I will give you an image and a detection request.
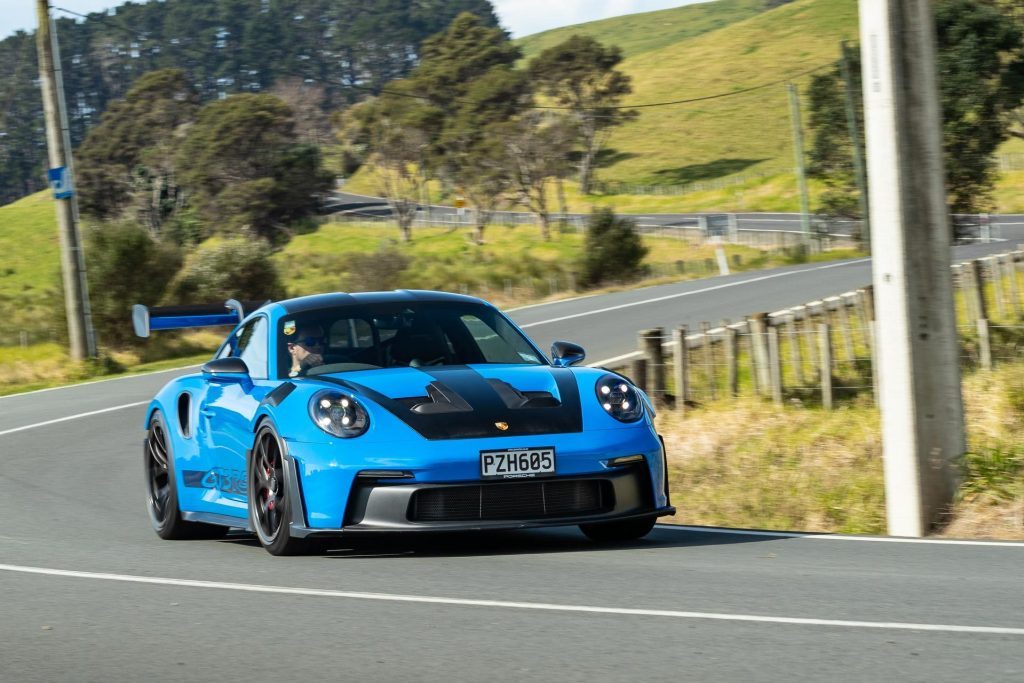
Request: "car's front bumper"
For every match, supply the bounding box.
[287,463,673,538]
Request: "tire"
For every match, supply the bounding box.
[579,515,658,543]
[145,411,227,540]
[248,423,310,556]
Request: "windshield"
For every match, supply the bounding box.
[277,301,545,377]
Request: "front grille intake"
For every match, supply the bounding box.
[409,479,614,522]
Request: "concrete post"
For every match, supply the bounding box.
[860,0,966,536]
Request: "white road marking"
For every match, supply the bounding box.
[0,364,200,401]
[658,524,1024,548]
[0,563,1021,635]
[519,259,871,329]
[0,401,148,437]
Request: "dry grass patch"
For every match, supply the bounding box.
[657,359,1024,539]
[657,398,885,534]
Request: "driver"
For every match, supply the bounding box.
[287,324,326,377]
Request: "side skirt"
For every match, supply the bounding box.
[182,510,251,531]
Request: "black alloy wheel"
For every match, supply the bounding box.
[249,424,309,556]
[145,411,226,540]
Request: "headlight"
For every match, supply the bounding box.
[595,374,644,423]
[309,390,370,438]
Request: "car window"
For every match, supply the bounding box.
[234,316,269,379]
[277,302,545,376]
[460,314,539,364]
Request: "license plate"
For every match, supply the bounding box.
[480,447,556,480]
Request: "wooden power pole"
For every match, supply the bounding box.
[36,0,96,359]
[859,0,965,536]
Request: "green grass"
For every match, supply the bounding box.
[597,0,859,186]
[0,191,62,342]
[276,219,863,308]
[516,0,765,61]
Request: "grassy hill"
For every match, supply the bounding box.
[602,0,857,185]
[517,0,1022,211]
[516,0,766,61]
[0,192,61,345]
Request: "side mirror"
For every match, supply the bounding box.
[551,340,586,368]
[202,357,251,383]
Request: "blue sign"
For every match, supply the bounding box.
[47,166,74,199]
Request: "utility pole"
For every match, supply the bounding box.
[859,0,965,536]
[36,0,96,360]
[840,40,871,252]
[787,83,812,247]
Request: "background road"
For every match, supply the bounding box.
[326,190,1024,236]
[2,229,1023,681]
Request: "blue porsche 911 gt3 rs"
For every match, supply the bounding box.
[139,291,674,555]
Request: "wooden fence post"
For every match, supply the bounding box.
[862,284,875,323]
[977,318,993,370]
[768,325,783,404]
[969,259,990,321]
[725,325,739,397]
[787,311,803,386]
[1002,254,1020,316]
[640,328,666,405]
[856,288,873,354]
[748,313,771,396]
[819,322,833,410]
[868,320,879,404]
[701,322,716,401]
[990,258,1007,320]
[630,358,648,393]
[673,325,689,415]
[837,296,855,361]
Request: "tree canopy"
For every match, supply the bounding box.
[0,0,499,205]
[808,0,1024,219]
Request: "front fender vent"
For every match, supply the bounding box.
[177,392,192,439]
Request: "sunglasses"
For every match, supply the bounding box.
[293,336,324,347]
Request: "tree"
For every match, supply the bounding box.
[529,36,636,195]
[340,91,432,242]
[579,208,648,288]
[175,93,333,241]
[935,0,1024,214]
[341,12,527,243]
[0,0,502,205]
[502,112,575,241]
[166,237,285,304]
[808,0,1024,219]
[83,220,183,347]
[807,54,864,220]
[413,17,528,243]
[76,69,199,224]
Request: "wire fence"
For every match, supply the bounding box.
[615,248,1024,414]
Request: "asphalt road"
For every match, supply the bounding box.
[3,239,1024,680]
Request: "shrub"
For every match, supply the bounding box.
[343,244,411,292]
[167,238,285,304]
[82,220,183,347]
[579,207,648,288]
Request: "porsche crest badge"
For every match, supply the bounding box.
[494,421,509,431]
